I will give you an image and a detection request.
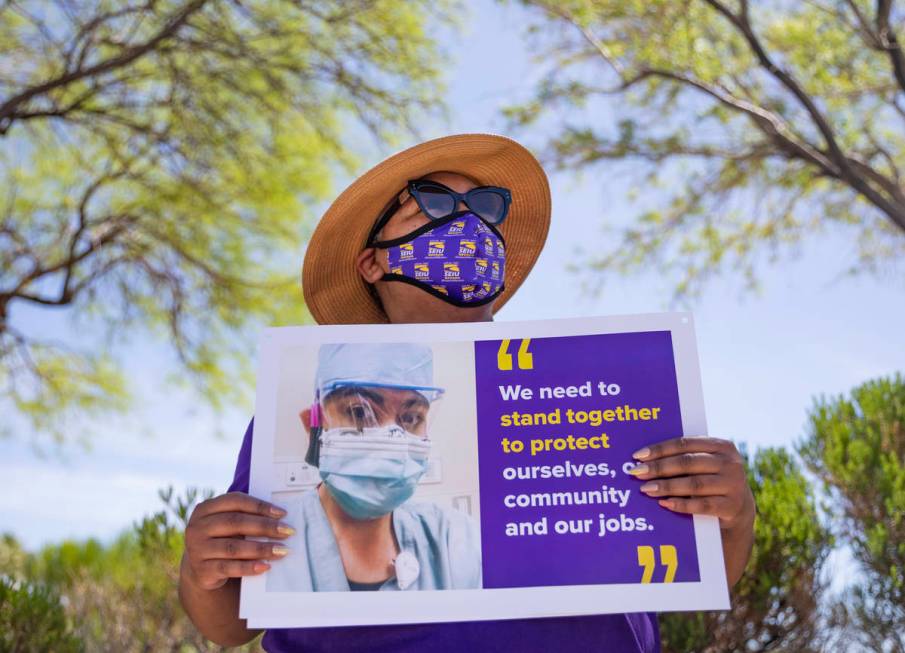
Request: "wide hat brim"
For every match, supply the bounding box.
[302,133,551,324]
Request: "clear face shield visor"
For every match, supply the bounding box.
[304,382,444,466]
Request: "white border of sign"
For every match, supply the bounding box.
[240,313,729,628]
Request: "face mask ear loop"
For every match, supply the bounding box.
[366,191,404,248]
[304,396,323,467]
[370,212,463,249]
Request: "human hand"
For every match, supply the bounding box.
[629,437,755,531]
[182,492,295,591]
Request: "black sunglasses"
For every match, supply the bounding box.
[405,179,511,225]
[368,179,512,245]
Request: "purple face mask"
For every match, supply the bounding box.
[373,212,506,306]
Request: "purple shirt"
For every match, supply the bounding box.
[229,419,661,653]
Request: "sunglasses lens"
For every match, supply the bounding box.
[468,190,507,224]
[415,185,456,219]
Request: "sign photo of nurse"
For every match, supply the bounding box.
[266,342,483,592]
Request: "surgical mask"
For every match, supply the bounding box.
[374,211,505,306]
[317,426,432,520]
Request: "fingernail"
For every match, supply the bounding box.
[659,499,675,509]
[254,562,271,573]
[632,447,651,460]
[277,524,296,536]
[272,545,290,557]
[628,464,649,476]
[640,482,658,494]
[269,505,287,518]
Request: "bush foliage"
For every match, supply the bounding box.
[0,487,259,652]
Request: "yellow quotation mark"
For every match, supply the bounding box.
[497,338,533,370]
[637,545,678,583]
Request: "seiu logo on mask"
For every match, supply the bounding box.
[458,241,476,257]
[475,283,489,299]
[447,220,466,235]
[380,212,505,306]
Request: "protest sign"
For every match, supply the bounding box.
[240,313,729,628]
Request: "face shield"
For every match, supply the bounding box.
[304,343,445,466]
[317,384,441,438]
[304,343,445,520]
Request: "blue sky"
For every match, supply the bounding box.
[2,0,903,564]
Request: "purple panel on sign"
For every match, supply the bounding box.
[474,331,701,588]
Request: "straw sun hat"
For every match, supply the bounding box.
[301,133,552,324]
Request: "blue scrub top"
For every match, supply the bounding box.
[266,488,482,592]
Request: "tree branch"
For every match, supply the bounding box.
[702,0,905,233]
[843,0,883,48]
[645,69,841,175]
[702,0,848,160]
[0,0,208,134]
[875,0,905,95]
[64,2,154,71]
[2,215,136,305]
[863,124,903,186]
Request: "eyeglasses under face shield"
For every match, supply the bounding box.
[320,384,443,437]
[305,383,444,466]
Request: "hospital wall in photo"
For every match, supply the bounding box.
[269,341,481,521]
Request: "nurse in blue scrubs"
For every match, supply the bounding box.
[267,342,482,592]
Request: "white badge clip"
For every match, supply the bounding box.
[394,550,420,590]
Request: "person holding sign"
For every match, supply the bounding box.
[179,134,755,652]
[264,342,482,592]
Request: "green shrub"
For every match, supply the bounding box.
[0,576,83,653]
[660,447,833,652]
[799,374,905,652]
[5,488,260,652]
